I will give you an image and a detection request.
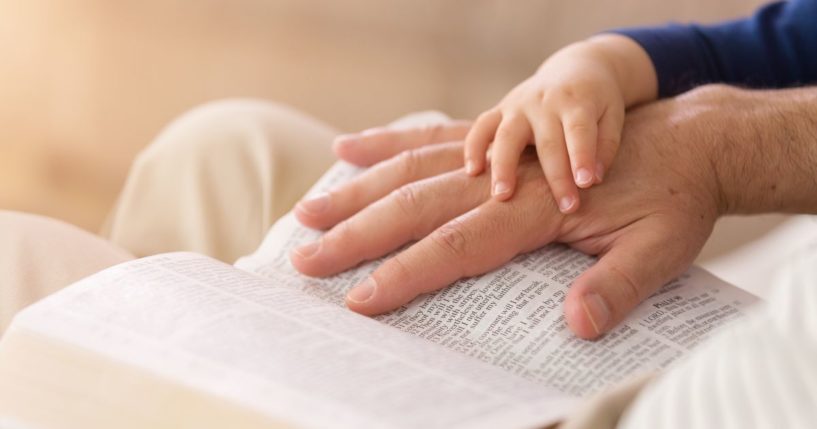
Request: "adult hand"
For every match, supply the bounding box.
[290,85,817,339]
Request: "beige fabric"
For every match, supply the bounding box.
[0,211,133,333]
[1,100,338,335]
[0,101,448,336]
[102,99,338,263]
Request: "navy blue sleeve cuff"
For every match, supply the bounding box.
[608,0,817,98]
[610,25,723,98]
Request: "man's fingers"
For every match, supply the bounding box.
[291,169,491,278]
[594,105,624,183]
[345,175,562,315]
[530,116,580,214]
[562,109,599,189]
[333,121,472,167]
[564,220,695,339]
[489,115,532,201]
[463,109,502,175]
[295,142,464,230]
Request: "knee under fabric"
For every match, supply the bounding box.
[0,211,132,334]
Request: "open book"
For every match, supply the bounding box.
[0,162,758,429]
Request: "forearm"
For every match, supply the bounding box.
[704,86,817,215]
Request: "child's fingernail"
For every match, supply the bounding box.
[465,160,477,175]
[559,195,576,212]
[595,162,605,182]
[575,168,593,187]
[493,181,511,197]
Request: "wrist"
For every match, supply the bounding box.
[586,34,658,107]
[683,85,817,215]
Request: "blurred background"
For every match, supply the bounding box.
[0,0,766,233]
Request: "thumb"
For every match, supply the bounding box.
[564,221,699,339]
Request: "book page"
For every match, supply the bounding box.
[237,161,760,396]
[10,253,575,429]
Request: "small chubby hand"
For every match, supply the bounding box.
[464,34,657,213]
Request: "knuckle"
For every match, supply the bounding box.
[597,135,621,151]
[565,120,593,134]
[383,254,425,300]
[558,85,577,100]
[421,123,444,143]
[607,265,644,307]
[392,183,423,218]
[395,148,421,179]
[537,88,558,106]
[542,85,579,103]
[430,218,470,259]
[494,122,521,144]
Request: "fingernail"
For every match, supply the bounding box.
[493,181,511,197]
[297,192,330,215]
[595,162,605,182]
[293,241,321,258]
[581,292,611,335]
[465,160,477,175]
[347,277,376,303]
[575,168,593,187]
[559,195,576,212]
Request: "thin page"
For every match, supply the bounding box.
[237,161,760,396]
[11,253,575,429]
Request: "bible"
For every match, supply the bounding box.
[0,162,758,429]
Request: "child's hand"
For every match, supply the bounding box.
[465,34,656,213]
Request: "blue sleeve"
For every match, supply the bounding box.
[612,0,817,98]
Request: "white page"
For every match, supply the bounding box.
[12,253,576,429]
[237,162,760,396]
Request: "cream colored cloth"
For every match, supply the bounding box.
[102,99,449,262]
[1,100,337,333]
[0,100,448,333]
[102,99,338,263]
[0,211,133,333]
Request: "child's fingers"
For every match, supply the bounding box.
[464,109,502,176]
[562,109,599,189]
[530,115,580,214]
[594,105,625,183]
[490,114,532,201]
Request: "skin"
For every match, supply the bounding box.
[293,84,817,340]
[464,34,658,212]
